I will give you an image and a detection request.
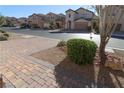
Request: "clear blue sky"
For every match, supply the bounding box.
[0,5,95,18]
[0,5,82,18]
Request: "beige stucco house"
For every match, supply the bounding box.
[27,13,46,28]
[27,13,65,29]
[5,17,20,27]
[112,6,124,32]
[46,12,58,23]
[46,12,65,29]
[119,16,124,31]
[18,17,27,24]
[65,7,94,30]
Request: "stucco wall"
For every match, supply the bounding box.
[65,11,75,29]
[113,7,124,31]
[119,15,124,31]
[76,9,93,19]
[65,8,93,30]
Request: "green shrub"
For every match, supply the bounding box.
[67,39,97,65]
[0,35,8,41]
[57,40,66,47]
[3,33,9,37]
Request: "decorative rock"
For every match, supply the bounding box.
[105,60,123,71]
[105,53,124,70]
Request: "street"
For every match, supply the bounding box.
[1,27,124,50]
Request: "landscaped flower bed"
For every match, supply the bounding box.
[31,45,124,87]
[31,39,124,87]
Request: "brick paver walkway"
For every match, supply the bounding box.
[0,37,61,88]
[1,36,123,88]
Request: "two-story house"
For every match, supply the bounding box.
[65,7,94,31]
[27,13,65,29]
[18,17,27,24]
[46,12,58,23]
[5,17,20,27]
[27,13,46,28]
[110,6,124,32]
[46,12,65,29]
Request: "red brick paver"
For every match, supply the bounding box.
[0,37,59,88]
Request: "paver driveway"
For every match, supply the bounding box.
[0,37,61,88]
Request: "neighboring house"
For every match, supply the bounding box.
[93,6,124,32]
[27,13,65,29]
[4,13,65,29]
[119,16,124,32]
[65,7,94,31]
[46,12,58,23]
[57,13,65,29]
[27,13,46,29]
[18,17,27,24]
[4,17,20,27]
[46,12,65,29]
[111,6,124,32]
[18,17,30,28]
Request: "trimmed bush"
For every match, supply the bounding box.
[57,40,66,47]
[3,33,9,37]
[0,35,8,41]
[67,39,97,65]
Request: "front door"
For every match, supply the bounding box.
[68,21,71,29]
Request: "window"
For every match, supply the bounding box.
[115,24,121,31]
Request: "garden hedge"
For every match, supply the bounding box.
[67,39,97,65]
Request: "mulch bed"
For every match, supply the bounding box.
[31,47,67,65]
[31,46,124,87]
[31,46,124,67]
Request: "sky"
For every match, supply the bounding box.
[0,5,94,18]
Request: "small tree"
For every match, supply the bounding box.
[94,5,124,65]
[49,21,56,29]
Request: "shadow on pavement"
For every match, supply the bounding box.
[54,57,95,88]
[54,57,124,88]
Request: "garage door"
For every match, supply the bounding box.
[75,22,88,30]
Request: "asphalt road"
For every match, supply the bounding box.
[1,27,124,50]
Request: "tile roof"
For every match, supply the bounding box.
[65,7,95,15]
[74,17,92,21]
